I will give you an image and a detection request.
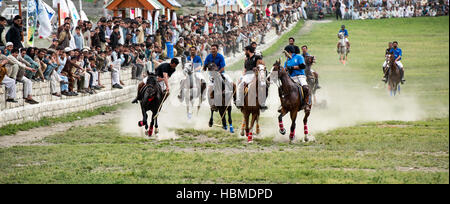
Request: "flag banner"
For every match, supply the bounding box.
[37,0,56,38]
[148,11,153,35]
[67,0,80,24]
[236,0,253,11]
[218,0,236,6]
[204,0,216,7]
[166,42,174,59]
[153,11,159,33]
[26,0,38,47]
[80,10,88,21]
[52,0,58,8]
[59,0,70,25]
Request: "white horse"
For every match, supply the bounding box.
[338,32,348,65]
[179,62,207,119]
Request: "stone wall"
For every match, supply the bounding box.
[0,68,139,127]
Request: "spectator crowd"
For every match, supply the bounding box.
[0,1,305,105]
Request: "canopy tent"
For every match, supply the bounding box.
[106,0,165,18]
[167,0,182,8]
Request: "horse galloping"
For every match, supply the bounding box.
[206,63,236,133]
[137,74,164,137]
[270,59,312,142]
[386,53,402,96]
[179,62,207,119]
[239,64,268,143]
[338,32,348,65]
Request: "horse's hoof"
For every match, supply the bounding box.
[187,113,192,120]
[223,125,228,131]
[280,128,286,135]
[229,126,234,133]
[289,132,295,141]
[155,128,159,135]
[208,121,213,128]
[248,134,253,144]
[240,130,245,136]
[304,135,310,142]
[138,121,144,127]
[148,128,153,137]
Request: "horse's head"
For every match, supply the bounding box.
[272,59,282,72]
[145,74,159,98]
[338,32,345,39]
[305,55,316,66]
[184,62,194,75]
[206,63,218,72]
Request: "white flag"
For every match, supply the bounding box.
[66,0,80,25]
[80,10,88,21]
[153,11,159,33]
[148,11,153,35]
[37,0,56,38]
[52,0,59,8]
[172,12,177,27]
[59,0,70,26]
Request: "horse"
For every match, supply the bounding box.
[269,59,312,142]
[338,32,348,65]
[239,64,268,143]
[305,55,319,105]
[179,62,207,119]
[206,63,236,133]
[137,74,164,137]
[386,53,402,96]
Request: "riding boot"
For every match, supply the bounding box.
[400,68,405,84]
[132,82,145,104]
[301,85,311,111]
[346,42,350,53]
[382,67,389,83]
[314,73,321,89]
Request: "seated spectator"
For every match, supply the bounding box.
[0,59,18,103]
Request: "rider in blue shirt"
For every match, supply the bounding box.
[284,45,311,110]
[388,41,405,83]
[337,25,350,52]
[178,47,206,100]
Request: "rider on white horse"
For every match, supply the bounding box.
[337,25,350,52]
[178,46,206,100]
[235,45,268,111]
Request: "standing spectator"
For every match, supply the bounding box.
[335,0,343,19]
[74,27,84,50]
[58,23,72,49]
[0,16,7,49]
[6,15,23,49]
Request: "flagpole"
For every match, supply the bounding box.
[58,3,61,27]
[18,0,22,17]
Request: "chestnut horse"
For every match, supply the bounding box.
[239,64,268,143]
[386,53,402,96]
[270,59,312,142]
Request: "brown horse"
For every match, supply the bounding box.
[305,55,320,105]
[239,64,267,143]
[206,63,237,133]
[270,59,312,142]
[386,53,402,96]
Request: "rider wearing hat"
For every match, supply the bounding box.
[337,25,350,52]
[284,45,311,111]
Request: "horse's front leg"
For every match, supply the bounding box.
[208,109,214,127]
[219,108,227,130]
[255,114,260,135]
[278,108,288,135]
[303,108,311,142]
[148,111,155,137]
[154,115,159,135]
[244,111,252,143]
[227,107,234,133]
[289,110,298,142]
[139,105,149,130]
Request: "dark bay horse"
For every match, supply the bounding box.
[270,59,312,142]
[206,63,236,133]
[239,64,267,143]
[137,74,164,137]
[386,53,402,96]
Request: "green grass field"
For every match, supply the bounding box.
[0,17,448,184]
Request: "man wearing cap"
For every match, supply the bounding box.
[284,45,311,111]
[337,25,350,52]
[0,59,18,103]
[6,15,23,49]
[2,42,13,56]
